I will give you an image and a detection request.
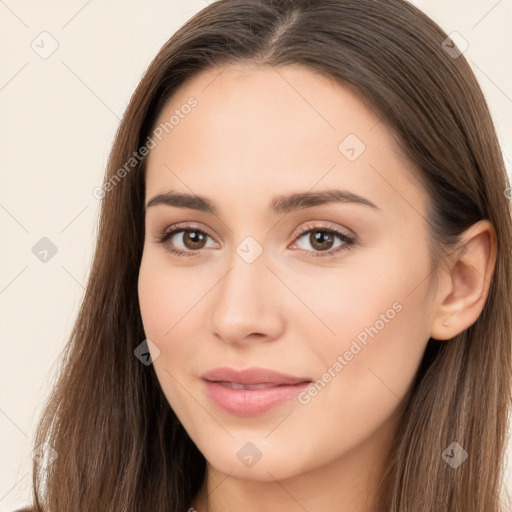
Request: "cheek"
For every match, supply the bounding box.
[297,246,432,433]
[137,254,210,374]
[137,258,200,410]
[138,251,199,338]
[277,291,428,476]
[287,244,430,358]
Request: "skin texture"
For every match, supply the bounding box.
[137,63,496,512]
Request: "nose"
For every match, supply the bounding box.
[209,250,285,346]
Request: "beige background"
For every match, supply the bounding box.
[1,1,511,510]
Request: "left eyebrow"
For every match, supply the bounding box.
[145,188,381,214]
[271,189,380,214]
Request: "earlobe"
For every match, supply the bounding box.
[429,220,497,341]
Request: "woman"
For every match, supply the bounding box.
[18,0,512,511]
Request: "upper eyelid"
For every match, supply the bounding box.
[163,222,218,240]
[295,222,353,237]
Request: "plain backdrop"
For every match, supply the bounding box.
[1,1,511,510]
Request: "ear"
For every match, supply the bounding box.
[430,219,497,341]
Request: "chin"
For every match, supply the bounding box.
[201,443,310,482]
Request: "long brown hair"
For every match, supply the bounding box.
[24,1,512,510]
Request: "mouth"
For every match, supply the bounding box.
[200,366,313,416]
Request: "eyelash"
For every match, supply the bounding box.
[153,222,356,260]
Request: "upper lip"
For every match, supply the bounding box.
[201,366,312,386]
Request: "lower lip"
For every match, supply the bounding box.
[202,380,311,416]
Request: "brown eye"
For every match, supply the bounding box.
[180,230,208,250]
[307,231,336,251]
[155,225,217,257]
[292,224,356,259]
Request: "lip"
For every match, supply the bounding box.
[201,366,311,386]
[200,366,312,416]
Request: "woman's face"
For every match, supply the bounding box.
[138,63,437,487]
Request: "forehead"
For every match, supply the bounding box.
[144,63,428,221]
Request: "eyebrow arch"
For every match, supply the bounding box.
[145,189,380,214]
